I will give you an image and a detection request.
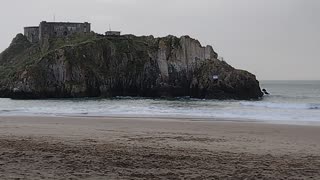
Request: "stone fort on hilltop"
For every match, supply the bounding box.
[24,21,122,43]
[24,21,91,43]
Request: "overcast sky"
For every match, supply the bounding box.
[0,0,319,80]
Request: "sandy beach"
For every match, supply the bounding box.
[0,116,319,179]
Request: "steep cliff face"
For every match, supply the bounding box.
[0,34,263,99]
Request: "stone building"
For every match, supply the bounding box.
[24,26,40,43]
[24,21,91,43]
[105,31,121,36]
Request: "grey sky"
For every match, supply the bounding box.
[0,0,319,80]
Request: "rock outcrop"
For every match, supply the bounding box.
[0,33,263,99]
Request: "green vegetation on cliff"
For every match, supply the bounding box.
[0,34,39,83]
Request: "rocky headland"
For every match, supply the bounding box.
[0,33,263,99]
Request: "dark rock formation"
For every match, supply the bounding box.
[0,33,263,99]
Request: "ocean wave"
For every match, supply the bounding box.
[309,104,320,110]
[0,110,11,113]
[240,102,320,110]
[0,109,21,114]
[264,94,320,101]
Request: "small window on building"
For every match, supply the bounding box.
[64,31,68,36]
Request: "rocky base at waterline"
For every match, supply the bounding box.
[0,33,263,99]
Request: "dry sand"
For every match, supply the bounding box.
[0,116,319,179]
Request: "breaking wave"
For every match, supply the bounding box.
[240,101,320,110]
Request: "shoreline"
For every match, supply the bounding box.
[1,113,320,126]
[0,115,320,179]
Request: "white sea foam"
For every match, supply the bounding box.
[240,101,320,110]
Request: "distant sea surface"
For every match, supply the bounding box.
[0,81,319,125]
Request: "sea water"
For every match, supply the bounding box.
[0,81,319,125]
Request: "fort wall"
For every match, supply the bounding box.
[24,21,91,43]
[24,26,40,43]
[39,21,91,41]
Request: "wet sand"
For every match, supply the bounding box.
[0,116,319,179]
